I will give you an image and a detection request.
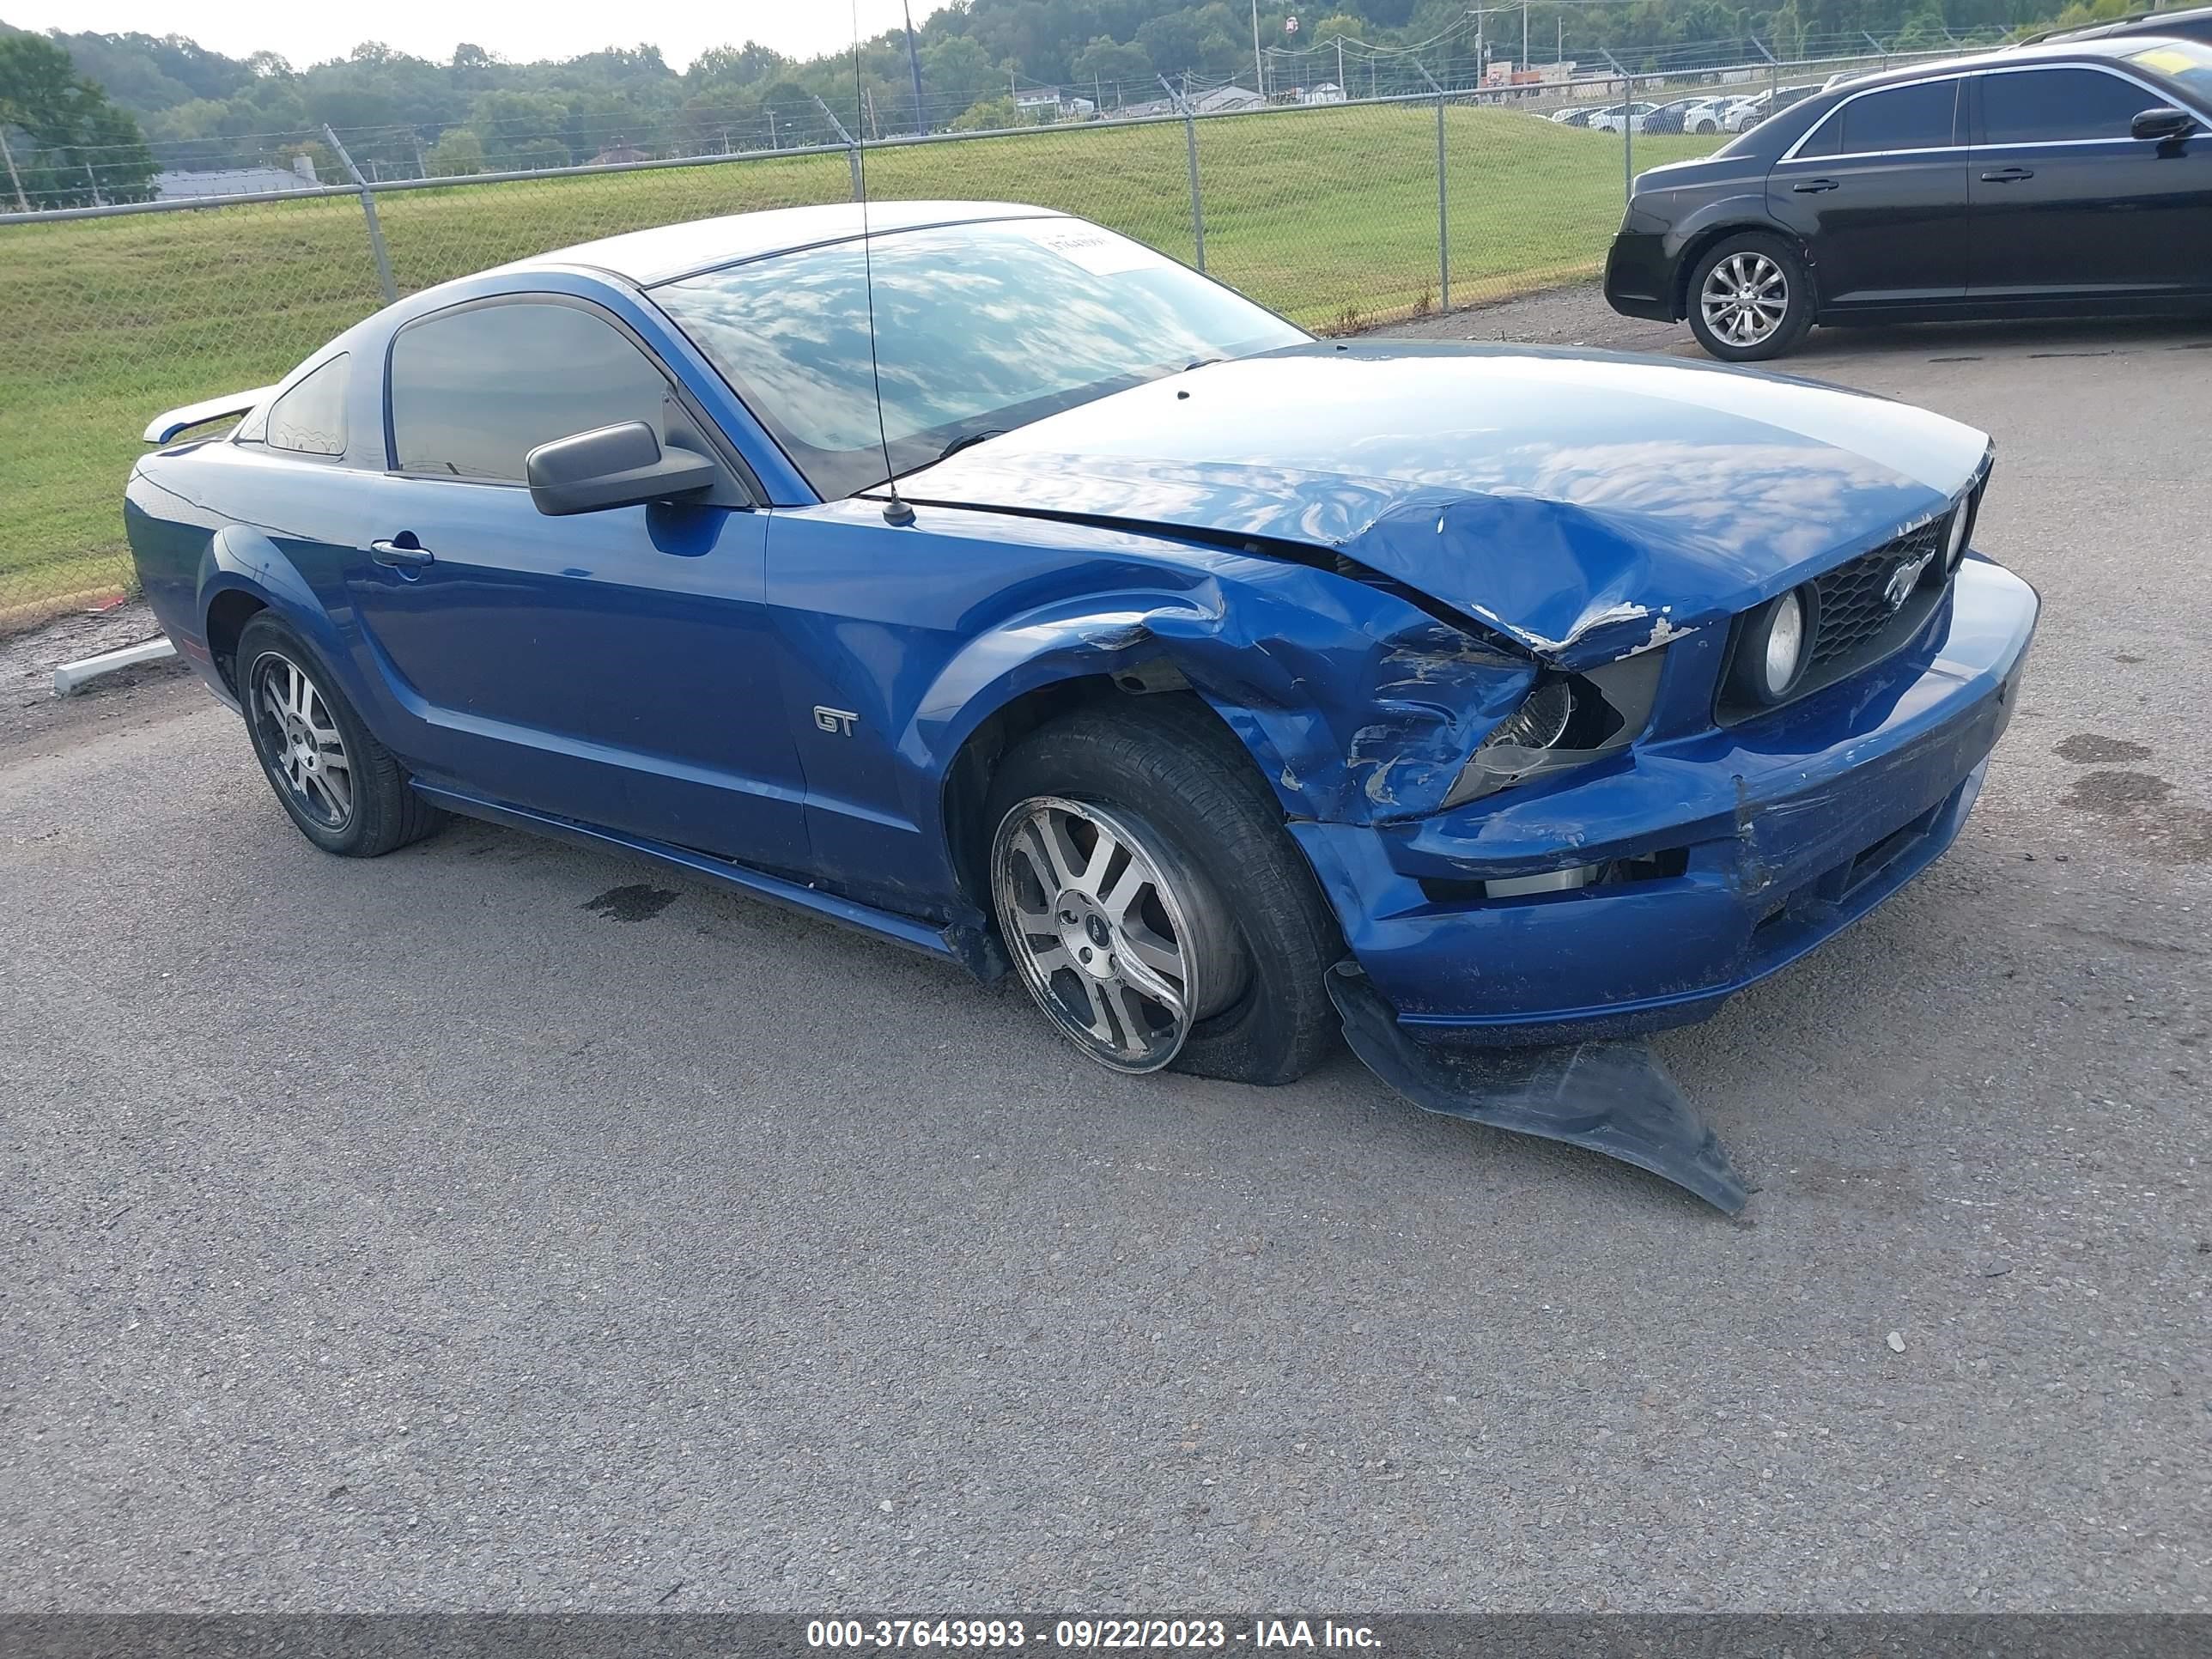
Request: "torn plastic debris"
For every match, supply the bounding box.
[1327,963,1748,1213]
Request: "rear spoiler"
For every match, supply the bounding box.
[143,386,276,446]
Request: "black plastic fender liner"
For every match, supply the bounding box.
[1327,963,1750,1214]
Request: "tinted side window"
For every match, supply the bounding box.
[1837,79,1960,151]
[389,301,676,482]
[1796,102,1844,155]
[264,355,349,457]
[1982,68,2156,143]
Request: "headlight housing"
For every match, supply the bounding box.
[1725,584,1818,708]
[1442,648,1667,809]
[1944,493,1972,570]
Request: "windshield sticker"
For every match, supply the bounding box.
[2129,46,2199,75]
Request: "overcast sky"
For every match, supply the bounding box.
[4,0,957,73]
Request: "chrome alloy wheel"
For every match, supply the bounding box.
[251,653,354,829]
[1699,251,1790,348]
[990,796,1244,1073]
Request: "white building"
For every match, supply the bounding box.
[153,162,314,200]
[1194,84,1265,113]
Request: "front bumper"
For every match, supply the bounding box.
[1293,557,2039,1046]
[1603,225,1678,322]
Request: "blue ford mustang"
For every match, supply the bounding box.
[125,200,2038,1206]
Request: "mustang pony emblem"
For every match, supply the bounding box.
[1885,550,1935,611]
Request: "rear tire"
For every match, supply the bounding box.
[236,613,442,858]
[1686,231,1814,362]
[985,698,1342,1086]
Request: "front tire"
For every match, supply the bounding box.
[985,699,1341,1086]
[1686,232,1814,362]
[236,613,443,857]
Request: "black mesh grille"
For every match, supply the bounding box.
[1808,517,1947,670]
[1714,502,1967,726]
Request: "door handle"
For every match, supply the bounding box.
[1790,177,1840,192]
[1979,166,2035,182]
[370,538,434,568]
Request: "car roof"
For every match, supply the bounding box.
[1843,33,2202,87]
[506,199,1063,287]
[2028,3,2212,42]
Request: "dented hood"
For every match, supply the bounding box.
[894,341,1990,665]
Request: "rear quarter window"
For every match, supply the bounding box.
[1798,78,1960,155]
[263,355,349,458]
[1846,79,1960,150]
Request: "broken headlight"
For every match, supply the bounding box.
[1441,648,1667,809]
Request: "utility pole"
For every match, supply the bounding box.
[0,130,28,214]
[902,0,927,136]
[1251,0,1265,97]
[1522,2,1529,78]
[1468,8,1515,88]
[1337,36,1345,95]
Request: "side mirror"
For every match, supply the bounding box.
[2131,106,2197,142]
[524,421,717,517]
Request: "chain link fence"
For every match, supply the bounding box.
[0,45,1975,630]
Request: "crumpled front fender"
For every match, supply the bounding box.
[918,556,1538,830]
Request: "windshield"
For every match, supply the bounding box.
[2127,40,2212,103]
[654,216,1309,498]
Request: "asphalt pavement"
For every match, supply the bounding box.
[4,291,2209,1611]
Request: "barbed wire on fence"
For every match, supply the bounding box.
[7,20,2024,204]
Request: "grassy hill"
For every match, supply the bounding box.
[0,104,1718,623]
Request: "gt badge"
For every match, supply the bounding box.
[813,707,859,737]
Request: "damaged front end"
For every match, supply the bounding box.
[1328,964,1748,1213]
[1154,556,1759,1212]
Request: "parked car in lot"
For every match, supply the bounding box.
[1588,100,1658,132]
[1548,105,1599,127]
[125,201,2038,1202]
[1653,96,1746,134]
[1682,97,1735,132]
[1709,95,1764,131]
[1723,85,1822,130]
[1605,36,2212,359]
[1644,96,1721,134]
